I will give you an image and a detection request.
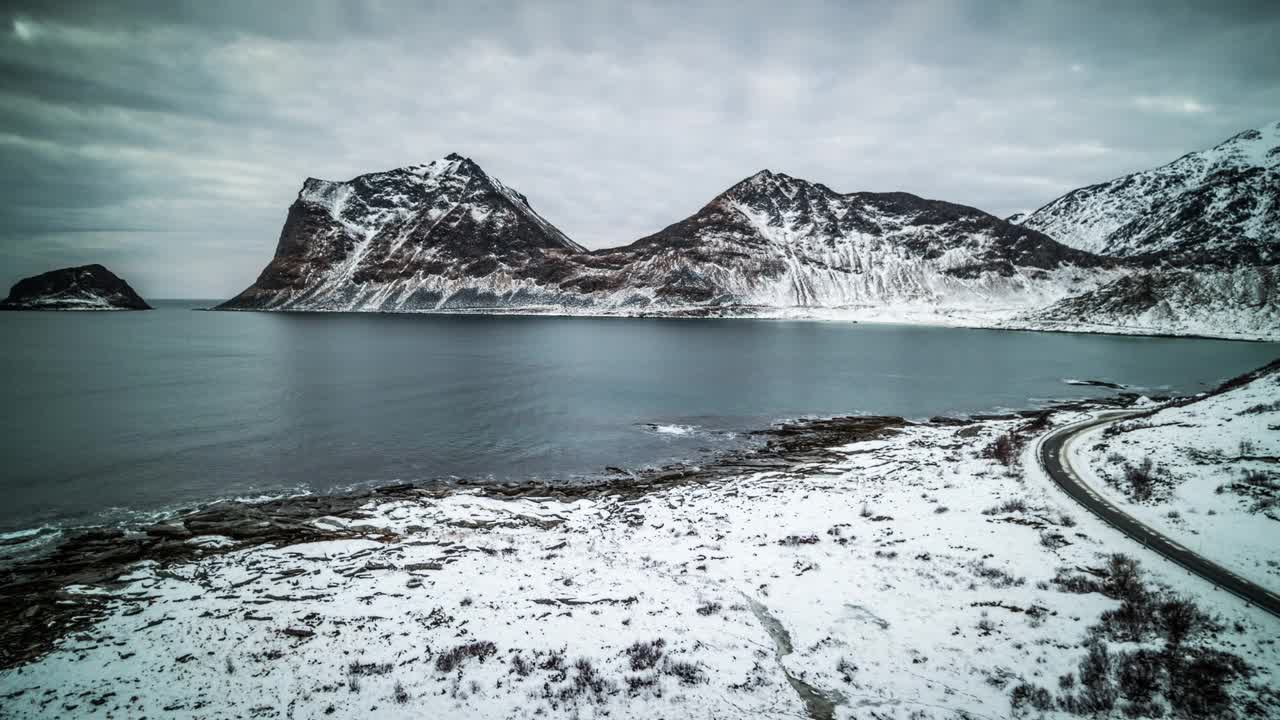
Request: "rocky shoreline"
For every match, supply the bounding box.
[6,381,1278,719]
[0,397,1144,672]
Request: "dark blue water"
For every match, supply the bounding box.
[0,301,1275,534]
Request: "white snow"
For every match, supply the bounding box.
[3,410,1277,718]
[1067,364,1280,587]
[1019,121,1280,258]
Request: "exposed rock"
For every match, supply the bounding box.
[1,265,151,311]
[216,156,1112,316]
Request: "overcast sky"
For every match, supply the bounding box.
[1,1,1277,298]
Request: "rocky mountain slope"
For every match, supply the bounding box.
[1018,265,1277,339]
[578,170,1109,309]
[220,158,1111,317]
[1014,121,1279,266]
[219,127,1279,340]
[220,154,585,311]
[1005,121,1279,339]
[0,265,151,311]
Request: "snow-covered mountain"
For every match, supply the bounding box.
[219,139,1277,339]
[1014,121,1279,266]
[1004,122,1279,339]
[575,170,1109,310]
[1,264,151,311]
[1014,265,1277,339]
[220,159,1110,317]
[220,154,585,311]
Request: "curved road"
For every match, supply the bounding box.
[1039,411,1280,619]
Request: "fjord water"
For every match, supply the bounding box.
[1,301,1275,534]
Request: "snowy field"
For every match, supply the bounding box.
[2,398,1278,719]
[1070,361,1280,588]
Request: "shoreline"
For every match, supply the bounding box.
[199,304,1280,343]
[0,398,1138,672]
[3,380,1277,718]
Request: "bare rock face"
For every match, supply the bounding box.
[218,154,586,311]
[0,265,151,311]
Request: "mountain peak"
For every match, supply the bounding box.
[1017,120,1279,262]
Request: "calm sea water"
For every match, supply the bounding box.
[1,301,1275,534]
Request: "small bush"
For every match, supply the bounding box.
[1157,597,1203,647]
[1165,647,1248,717]
[435,641,497,673]
[977,613,996,635]
[1123,458,1161,501]
[695,601,722,616]
[392,681,409,704]
[983,498,1029,515]
[348,661,393,677]
[1098,597,1151,642]
[624,639,665,671]
[1240,400,1280,415]
[510,652,533,677]
[569,658,614,700]
[983,433,1018,466]
[540,649,568,682]
[778,534,820,546]
[1115,649,1161,702]
[971,562,1026,588]
[1073,639,1117,713]
[663,659,704,685]
[1102,554,1144,602]
[625,674,658,694]
[1009,682,1053,712]
[1040,531,1069,550]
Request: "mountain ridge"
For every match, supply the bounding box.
[1014,121,1279,266]
[217,126,1278,340]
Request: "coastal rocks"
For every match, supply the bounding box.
[0,265,151,311]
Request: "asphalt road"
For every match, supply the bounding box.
[1039,412,1280,619]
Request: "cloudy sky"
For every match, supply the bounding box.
[1,1,1277,298]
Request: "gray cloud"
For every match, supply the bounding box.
[1,0,1277,298]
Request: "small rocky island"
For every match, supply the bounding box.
[0,264,151,311]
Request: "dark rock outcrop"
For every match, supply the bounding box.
[0,264,151,311]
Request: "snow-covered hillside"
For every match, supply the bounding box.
[1015,122,1280,265]
[1068,359,1280,587]
[1011,264,1278,341]
[579,170,1110,312]
[4,403,1278,718]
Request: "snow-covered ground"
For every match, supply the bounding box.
[1068,362,1280,588]
[3,407,1277,718]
